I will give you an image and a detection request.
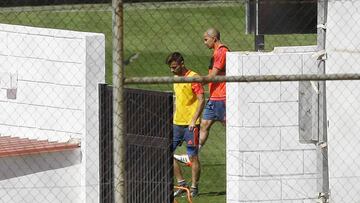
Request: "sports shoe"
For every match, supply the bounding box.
[174,185,189,197]
[174,154,192,167]
[190,186,199,197]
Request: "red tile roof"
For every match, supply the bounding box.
[0,136,80,158]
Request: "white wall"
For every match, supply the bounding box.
[0,23,105,203]
[326,1,360,202]
[227,1,360,201]
[226,48,318,203]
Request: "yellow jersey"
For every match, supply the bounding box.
[173,70,204,125]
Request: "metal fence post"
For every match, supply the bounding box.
[254,0,265,51]
[317,0,330,201]
[112,0,125,202]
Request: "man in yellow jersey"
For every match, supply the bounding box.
[200,28,228,148]
[166,52,205,198]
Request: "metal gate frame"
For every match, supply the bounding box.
[99,84,173,203]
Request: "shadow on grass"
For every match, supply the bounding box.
[202,163,225,167]
[199,191,226,197]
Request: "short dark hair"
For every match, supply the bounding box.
[165,52,184,65]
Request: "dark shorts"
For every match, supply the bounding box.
[202,100,226,121]
[172,125,199,157]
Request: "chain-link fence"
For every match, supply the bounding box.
[1,0,360,202]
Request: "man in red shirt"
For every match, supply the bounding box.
[200,28,228,148]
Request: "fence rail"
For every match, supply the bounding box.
[124,73,360,84]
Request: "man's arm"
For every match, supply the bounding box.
[189,93,205,131]
[204,46,227,83]
[203,67,221,85]
[208,67,222,78]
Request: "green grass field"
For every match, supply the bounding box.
[0,3,316,202]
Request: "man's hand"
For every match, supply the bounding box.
[188,120,196,131]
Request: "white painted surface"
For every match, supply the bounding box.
[326,1,360,202]
[226,48,317,202]
[228,3,360,201]
[0,23,105,203]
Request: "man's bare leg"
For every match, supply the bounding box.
[190,155,200,187]
[199,119,216,147]
[174,158,184,182]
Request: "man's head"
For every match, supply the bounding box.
[165,52,186,76]
[203,28,221,49]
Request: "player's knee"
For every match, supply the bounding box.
[200,121,211,131]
